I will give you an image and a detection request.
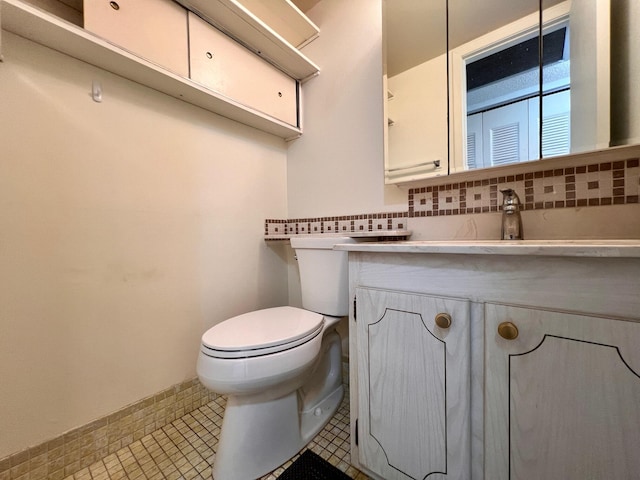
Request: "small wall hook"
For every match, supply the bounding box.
[92,80,102,103]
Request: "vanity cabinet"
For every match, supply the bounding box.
[343,244,640,480]
[354,287,471,480]
[484,302,640,480]
[83,0,189,77]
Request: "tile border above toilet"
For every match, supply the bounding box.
[265,212,409,240]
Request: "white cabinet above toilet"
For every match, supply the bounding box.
[188,12,298,126]
[83,0,189,77]
[2,0,319,138]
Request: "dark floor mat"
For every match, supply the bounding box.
[278,449,352,480]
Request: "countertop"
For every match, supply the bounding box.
[334,239,640,258]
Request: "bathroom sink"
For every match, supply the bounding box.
[333,239,640,258]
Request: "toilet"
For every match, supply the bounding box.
[197,236,359,480]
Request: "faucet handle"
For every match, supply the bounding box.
[500,188,521,206]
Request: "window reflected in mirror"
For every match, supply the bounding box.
[448,0,543,174]
[465,25,570,169]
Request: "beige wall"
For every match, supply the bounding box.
[0,32,289,458]
[287,0,406,219]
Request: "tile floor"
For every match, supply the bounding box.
[61,390,370,480]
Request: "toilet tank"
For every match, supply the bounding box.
[290,236,360,317]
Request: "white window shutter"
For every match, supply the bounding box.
[542,112,571,157]
[490,123,521,166]
[467,133,478,170]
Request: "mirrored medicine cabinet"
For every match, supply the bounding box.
[383,0,639,184]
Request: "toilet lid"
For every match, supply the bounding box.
[201,306,324,358]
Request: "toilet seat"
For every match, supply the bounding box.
[201,306,324,359]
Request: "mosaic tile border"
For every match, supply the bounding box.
[265,156,639,238]
[409,158,639,217]
[0,379,216,480]
[265,212,409,239]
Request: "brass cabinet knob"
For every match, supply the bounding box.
[498,321,519,340]
[435,312,452,329]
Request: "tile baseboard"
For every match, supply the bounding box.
[0,379,217,480]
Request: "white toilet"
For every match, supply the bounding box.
[197,236,359,480]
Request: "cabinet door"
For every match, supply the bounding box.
[485,303,640,480]
[188,13,298,126]
[83,0,189,77]
[356,288,471,480]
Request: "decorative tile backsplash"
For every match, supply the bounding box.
[265,212,409,239]
[264,154,639,239]
[410,158,639,217]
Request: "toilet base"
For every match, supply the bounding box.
[211,330,344,480]
[211,385,344,480]
[300,384,344,444]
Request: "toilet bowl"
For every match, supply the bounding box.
[197,236,360,480]
[198,306,343,480]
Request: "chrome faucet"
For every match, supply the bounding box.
[500,189,523,240]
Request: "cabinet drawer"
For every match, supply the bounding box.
[188,12,298,126]
[83,0,189,77]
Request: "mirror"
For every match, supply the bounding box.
[383,0,448,183]
[384,0,640,183]
[450,0,543,173]
[546,0,640,153]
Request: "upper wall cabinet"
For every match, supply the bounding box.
[0,0,320,139]
[188,12,298,126]
[84,0,189,78]
[175,0,320,80]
